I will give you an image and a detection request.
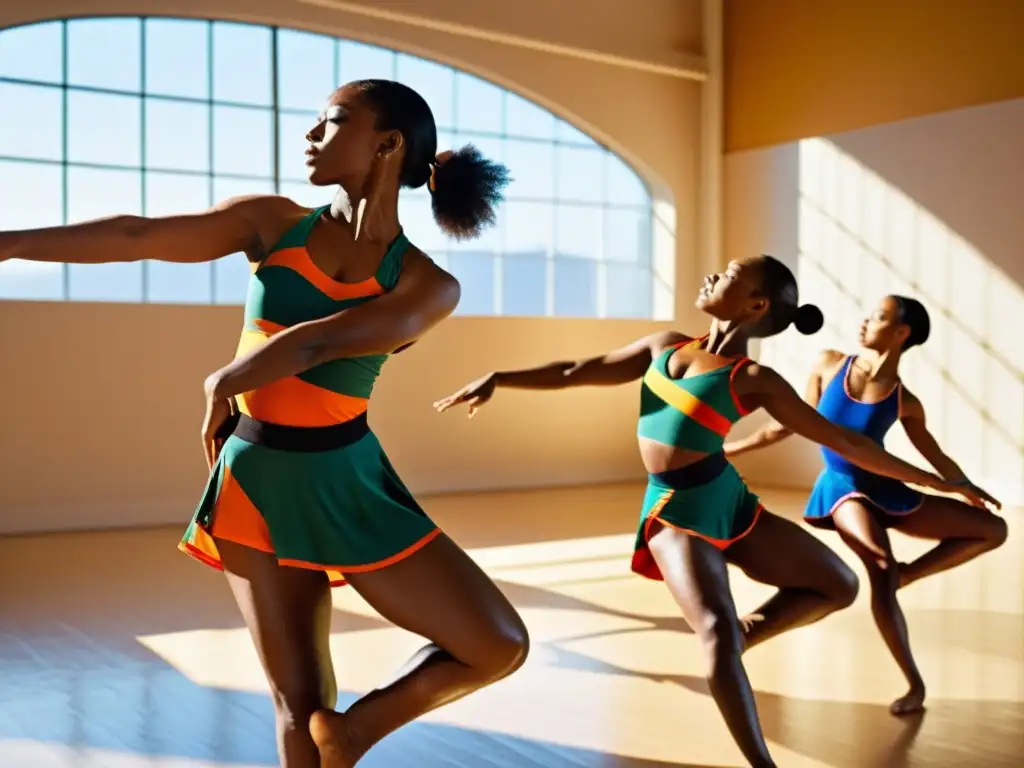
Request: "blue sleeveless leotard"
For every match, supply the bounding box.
[804,355,923,526]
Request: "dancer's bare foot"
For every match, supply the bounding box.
[890,685,926,716]
[310,709,362,767]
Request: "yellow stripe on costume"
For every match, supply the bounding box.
[642,366,732,437]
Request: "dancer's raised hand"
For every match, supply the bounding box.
[433,373,497,418]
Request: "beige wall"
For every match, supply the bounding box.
[724,0,1024,152]
[0,1,706,533]
[725,98,1024,505]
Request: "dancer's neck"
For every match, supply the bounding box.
[705,320,750,358]
[856,347,901,381]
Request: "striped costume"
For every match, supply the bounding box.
[180,205,439,586]
[632,336,763,581]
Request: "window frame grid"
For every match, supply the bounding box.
[0,16,656,318]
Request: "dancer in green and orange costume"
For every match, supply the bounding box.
[435,256,997,768]
[0,80,529,768]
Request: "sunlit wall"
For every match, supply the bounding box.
[731,99,1024,503]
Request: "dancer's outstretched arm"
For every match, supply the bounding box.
[734,361,1000,509]
[899,387,970,483]
[432,329,689,417]
[0,195,301,265]
[724,348,843,457]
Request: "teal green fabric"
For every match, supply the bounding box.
[191,431,437,569]
[637,346,747,453]
[631,464,761,581]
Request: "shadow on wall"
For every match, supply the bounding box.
[757,101,1024,501]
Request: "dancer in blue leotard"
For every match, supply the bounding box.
[726,295,1007,716]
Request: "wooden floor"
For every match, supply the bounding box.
[0,484,1021,767]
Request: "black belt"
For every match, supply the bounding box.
[650,451,729,489]
[218,411,370,452]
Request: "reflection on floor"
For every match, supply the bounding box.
[0,484,1021,767]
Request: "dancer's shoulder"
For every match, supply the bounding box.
[644,330,693,356]
[815,348,847,367]
[812,349,848,375]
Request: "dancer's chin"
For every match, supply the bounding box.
[306,167,332,187]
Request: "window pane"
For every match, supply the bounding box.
[0,82,62,161]
[605,154,649,207]
[0,161,63,229]
[277,30,335,111]
[501,253,546,316]
[338,41,394,83]
[145,173,213,303]
[278,181,329,210]
[506,93,554,140]
[67,91,141,167]
[0,161,64,299]
[398,191,445,254]
[461,136,503,165]
[67,167,143,301]
[606,264,652,318]
[145,99,210,172]
[212,23,272,106]
[504,201,552,256]
[278,112,317,181]
[503,139,554,201]
[215,253,253,305]
[436,129,456,155]
[604,209,650,264]
[67,18,141,92]
[553,258,597,317]
[213,177,274,304]
[448,252,495,315]
[0,21,63,83]
[556,204,602,260]
[213,105,273,177]
[144,19,209,99]
[396,54,453,129]
[556,145,604,203]
[556,119,598,147]
[454,73,502,134]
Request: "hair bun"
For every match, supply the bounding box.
[793,303,824,335]
[429,144,511,241]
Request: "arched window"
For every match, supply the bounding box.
[0,17,655,318]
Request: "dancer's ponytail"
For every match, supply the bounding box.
[428,146,511,241]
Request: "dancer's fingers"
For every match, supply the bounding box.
[204,435,216,471]
[972,484,1002,510]
[433,394,460,412]
[961,487,989,510]
[435,389,473,413]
